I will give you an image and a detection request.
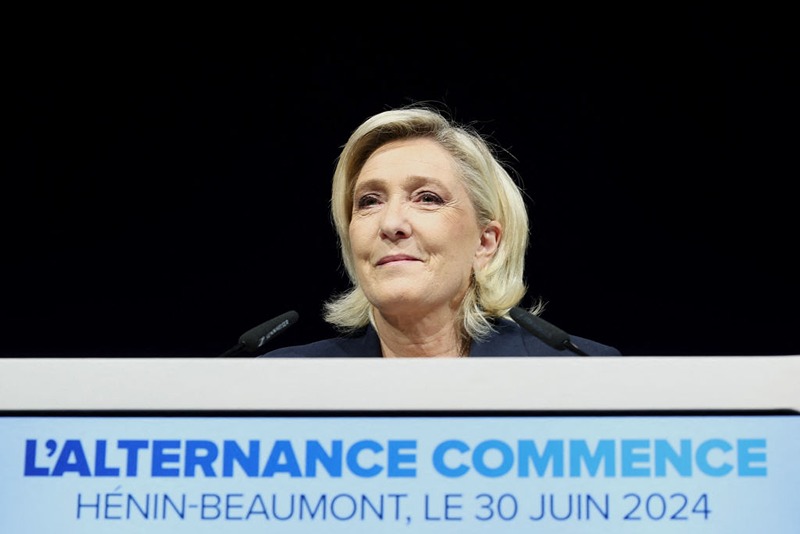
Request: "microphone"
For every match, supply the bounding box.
[509,307,588,356]
[218,310,299,357]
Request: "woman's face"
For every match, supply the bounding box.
[348,138,498,321]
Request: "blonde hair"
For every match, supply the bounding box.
[324,104,539,345]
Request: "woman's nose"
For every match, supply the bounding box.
[379,199,412,240]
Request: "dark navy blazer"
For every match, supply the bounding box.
[260,319,621,358]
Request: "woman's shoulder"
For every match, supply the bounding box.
[258,326,381,358]
[472,317,621,357]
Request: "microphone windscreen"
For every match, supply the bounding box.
[509,307,571,349]
[239,310,299,352]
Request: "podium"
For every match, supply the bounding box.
[1,356,799,532]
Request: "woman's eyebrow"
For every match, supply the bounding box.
[352,175,454,202]
[352,177,385,196]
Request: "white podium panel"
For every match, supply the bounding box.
[1,356,798,533]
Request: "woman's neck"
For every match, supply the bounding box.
[373,309,466,358]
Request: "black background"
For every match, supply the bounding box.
[3,8,797,357]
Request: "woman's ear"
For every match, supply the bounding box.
[474,220,502,270]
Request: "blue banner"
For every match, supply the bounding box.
[1,413,798,532]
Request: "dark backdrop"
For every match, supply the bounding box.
[3,9,797,357]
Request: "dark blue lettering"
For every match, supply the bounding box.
[347,440,382,477]
[185,440,218,477]
[152,440,181,477]
[306,440,342,477]
[223,440,259,477]
[262,440,302,477]
[24,440,49,476]
[52,440,91,476]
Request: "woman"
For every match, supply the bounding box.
[262,105,620,357]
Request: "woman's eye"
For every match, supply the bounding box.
[355,194,380,209]
[417,191,444,204]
